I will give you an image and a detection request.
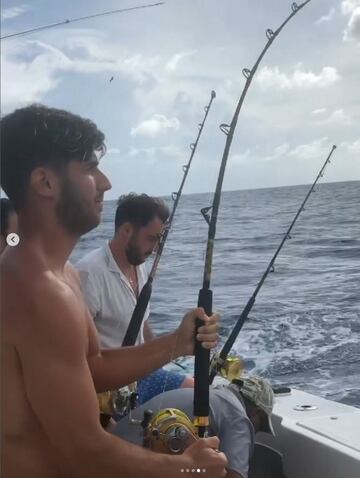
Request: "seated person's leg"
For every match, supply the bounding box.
[137,368,192,404]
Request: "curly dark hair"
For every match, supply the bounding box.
[0,198,15,239]
[115,193,169,231]
[0,104,106,210]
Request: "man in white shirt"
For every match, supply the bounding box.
[76,193,194,403]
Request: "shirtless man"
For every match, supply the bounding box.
[0,104,227,478]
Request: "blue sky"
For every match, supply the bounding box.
[1,0,359,199]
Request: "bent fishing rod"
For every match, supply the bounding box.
[122,90,216,347]
[209,144,337,384]
[0,2,164,40]
[193,0,312,439]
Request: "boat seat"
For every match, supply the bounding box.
[248,442,286,478]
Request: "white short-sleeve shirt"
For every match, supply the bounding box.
[76,242,149,348]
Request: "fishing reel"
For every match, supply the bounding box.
[210,353,245,381]
[142,408,198,454]
[97,382,138,417]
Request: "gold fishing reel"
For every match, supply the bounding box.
[142,408,198,454]
[210,353,245,381]
[97,382,138,417]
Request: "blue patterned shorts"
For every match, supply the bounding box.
[137,368,186,404]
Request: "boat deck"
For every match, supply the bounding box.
[256,389,360,478]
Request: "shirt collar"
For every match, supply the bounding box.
[104,241,140,292]
[104,241,125,275]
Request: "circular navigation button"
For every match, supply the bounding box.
[6,233,20,247]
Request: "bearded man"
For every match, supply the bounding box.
[76,193,194,404]
[0,104,226,478]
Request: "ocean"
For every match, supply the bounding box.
[71,180,360,408]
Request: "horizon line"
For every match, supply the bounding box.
[103,178,360,201]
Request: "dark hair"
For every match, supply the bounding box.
[0,198,15,238]
[0,104,106,210]
[115,193,169,231]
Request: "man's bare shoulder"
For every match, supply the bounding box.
[2,251,86,347]
[65,260,81,286]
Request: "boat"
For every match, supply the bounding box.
[249,388,360,478]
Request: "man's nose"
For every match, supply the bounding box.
[97,169,112,192]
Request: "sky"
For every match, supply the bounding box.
[1,0,359,200]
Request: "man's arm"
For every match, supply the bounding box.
[15,281,225,478]
[143,319,155,342]
[88,308,219,392]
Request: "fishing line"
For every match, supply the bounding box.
[1,3,165,40]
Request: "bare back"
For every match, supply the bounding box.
[1,245,100,478]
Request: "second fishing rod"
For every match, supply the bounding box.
[122,90,216,347]
[193,0,312,439]
[209,144,337,384]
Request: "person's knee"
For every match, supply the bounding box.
[181,375,194,388]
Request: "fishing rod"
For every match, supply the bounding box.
[122,90,217,347]
[0,2,164,40]
[209,144,337,384]
[193,0,312,439]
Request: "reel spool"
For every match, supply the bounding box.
[210,354,245,382]
[142,408,198,454]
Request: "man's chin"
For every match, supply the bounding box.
[90,212,102,230]
[128,256,146,266]
[134,259,146,266]
[68,213,101,237]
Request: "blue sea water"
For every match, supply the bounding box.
[71,180,360,408]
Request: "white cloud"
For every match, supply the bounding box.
[1,5,27,20]
[312,108,327,115]
[341,0,360,16]
[228,139,335,165]
[229,149,251,165]
[274,143,290,156]
[256,65,340,90]
[288,138,330,160]
[263,143,290,162]
[341,0,360,43]
[315,8,336,24]
[0,36,161,111]
[166,50,197,71]
[317,108,353,125]
[1,41,63,111]
[129,145,183,164]
[131,114,180,137]
[340,138,360,153]
[61,36,161,81]
[106,148,121,155]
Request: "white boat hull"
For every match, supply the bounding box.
[255,389,360,478]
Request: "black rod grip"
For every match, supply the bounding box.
[193,288,212,422]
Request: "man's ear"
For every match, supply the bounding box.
[29,167,62,199]
[122,222,134,240]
